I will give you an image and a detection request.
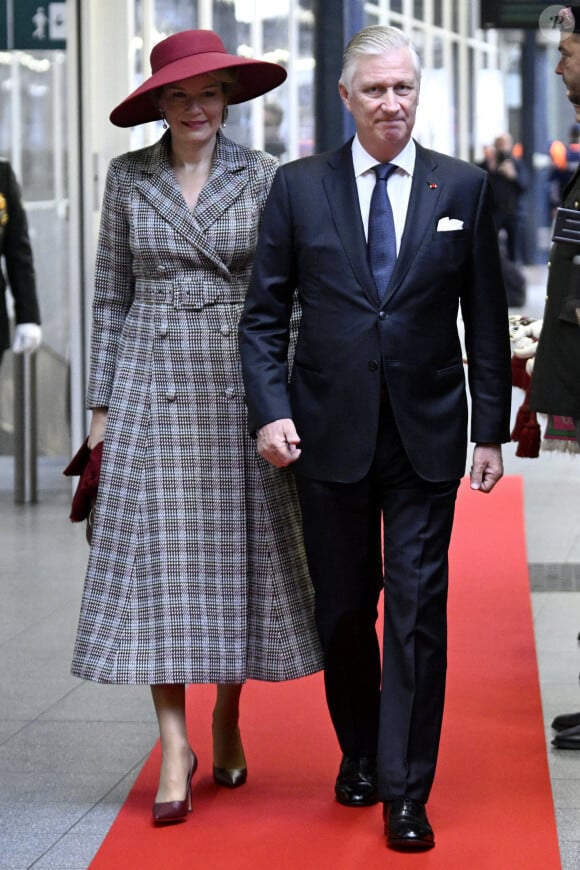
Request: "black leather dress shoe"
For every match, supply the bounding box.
[383,799,435,850]
[334,755,378,807]
[551,711,580,733]
[552,723,580,748]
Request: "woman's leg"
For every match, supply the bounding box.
[151,684,194,802]
[212,683,246,776]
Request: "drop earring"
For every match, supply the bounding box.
[221,107,228,129]
[160,110,168,130]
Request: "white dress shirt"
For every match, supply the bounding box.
[351,135,416,253]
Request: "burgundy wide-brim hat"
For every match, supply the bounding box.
[110,29,287,128]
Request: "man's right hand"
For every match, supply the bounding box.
[257,418,301,467]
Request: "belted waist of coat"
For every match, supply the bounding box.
[134,277,247,310]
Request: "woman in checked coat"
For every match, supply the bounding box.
[70,30,322,824]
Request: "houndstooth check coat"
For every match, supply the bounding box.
[71,132,322,685]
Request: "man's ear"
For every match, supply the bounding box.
[338,83,351,111]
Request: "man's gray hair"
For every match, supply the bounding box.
[339,25,422,92]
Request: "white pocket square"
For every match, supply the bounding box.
[437,217,464,231]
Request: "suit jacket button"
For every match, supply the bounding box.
[378,311,387,320]
[368,360,379,371]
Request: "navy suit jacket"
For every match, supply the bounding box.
[239,139,512,484]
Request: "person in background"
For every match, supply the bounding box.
[477,134,528,306]
[0,159,41,365]
[548,124,580,217]
[240,24,511,852]
[264,101,285,159]
[69,29,322,825]
[477,132,528,264]
[530,4,580,749]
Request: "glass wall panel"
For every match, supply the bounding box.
[219,1,291,153]
[451,0,460,32]
[413,0,424,20]
[131,0,314,162]
[296,1,315,158]
[433,0,443,28]
[153,0,199,32]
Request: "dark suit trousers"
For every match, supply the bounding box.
[296,395,459,802]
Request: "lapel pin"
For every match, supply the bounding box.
[428,182,438,190]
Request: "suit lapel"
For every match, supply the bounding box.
[382,142,442,307]
[322,141,443,307]
[322,143,377,303]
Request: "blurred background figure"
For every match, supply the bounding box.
[0,158,41,366]
[264,100,285,160]
[478,132,529,265]
[477,133,528,307]
[548,125,580,218]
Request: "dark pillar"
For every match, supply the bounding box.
[313,0,364,152]
[521,31,549,264]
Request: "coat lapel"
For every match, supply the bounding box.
[194,134,250,232]
[134,133,249,277]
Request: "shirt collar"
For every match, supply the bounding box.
[351,135,416,179]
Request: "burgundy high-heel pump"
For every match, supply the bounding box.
[212,722,247,788]
[212,764,247,788]
[152,751,198,824]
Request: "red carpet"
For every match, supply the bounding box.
[90,476,560,869]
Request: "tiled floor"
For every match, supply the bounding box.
[1,264,579,869]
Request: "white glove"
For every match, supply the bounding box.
[512,335,537,359]
[12,323,42,354]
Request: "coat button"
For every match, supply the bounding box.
[224,387,235,399]
[220,325,231,336]
[157,264,166,274]
[368,360,379,371]
[166,389,176,401]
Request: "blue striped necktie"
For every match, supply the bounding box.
[368,163,397,301]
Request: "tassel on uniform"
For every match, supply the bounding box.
[510,356,533,442]
[511,355,529,390]
[515,409,541,458]
[511,397,529,442]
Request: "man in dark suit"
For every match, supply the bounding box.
[0,159,41,364]
[239,25,511,850]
